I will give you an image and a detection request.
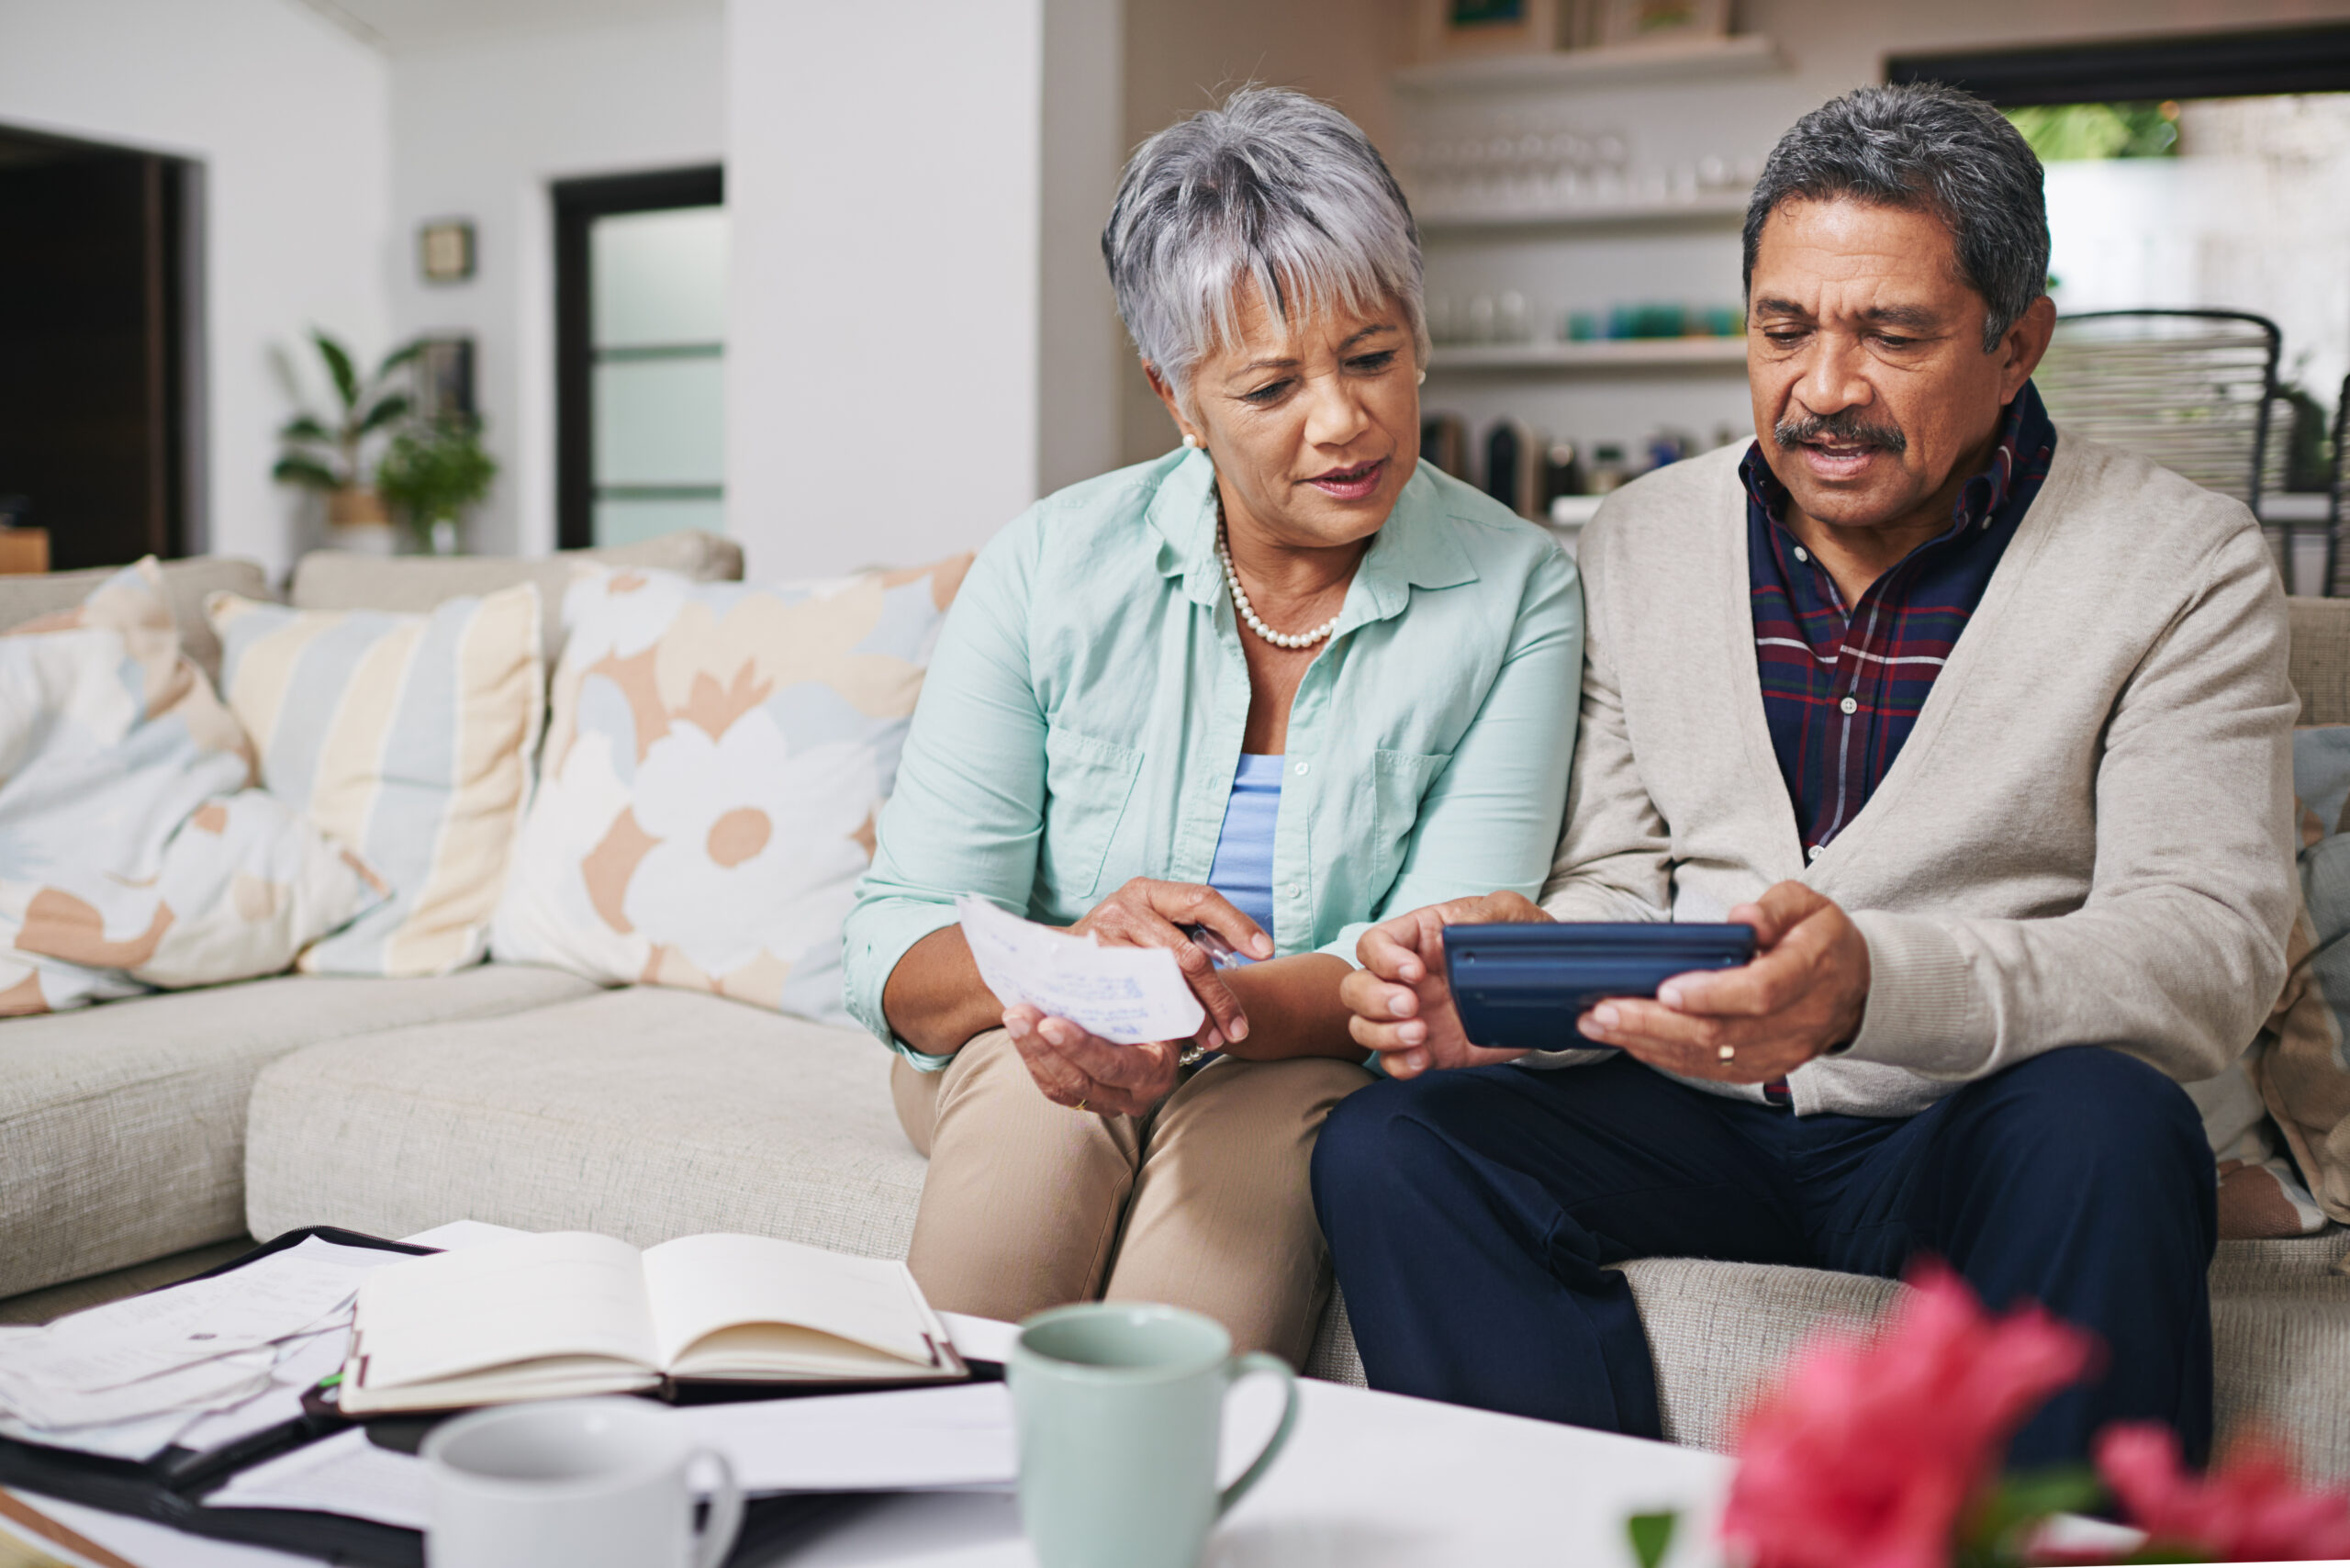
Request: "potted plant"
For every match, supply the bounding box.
[375,415,498,554]
[273,330,420,554]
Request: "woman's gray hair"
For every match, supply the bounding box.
[1742,83,2049,353]
[1102,84,1426,418]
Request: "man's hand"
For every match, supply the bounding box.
[1074,879,1271,1047]
[1341,891,1550,1079]
[1002,1003,1190,1118]
[1573,881,1869,1084]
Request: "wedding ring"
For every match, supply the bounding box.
[1718,1045,1736,1063]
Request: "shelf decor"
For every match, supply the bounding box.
[1415,0,1562,61]
[1595,0,1729,48]
[1393,30,1778,91]
[1427,337,1748,374]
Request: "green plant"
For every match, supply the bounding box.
[2005,102,2180,162]
[273,330,421,493]
[2276,379,2337,495]
[375,416,498,546]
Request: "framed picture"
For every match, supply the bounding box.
[1416,0,1562,60]
[412,336,476,422]
[418,219,476,284]
[1594,0,1730,48]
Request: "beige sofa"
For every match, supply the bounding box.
[5,544,2345,1479]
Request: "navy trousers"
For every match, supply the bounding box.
[1310,1048,2216,1468]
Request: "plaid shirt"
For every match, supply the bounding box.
[1743,383,2057,861]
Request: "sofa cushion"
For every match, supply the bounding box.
[0,962,597,1298]
[244,984,923,1260]
[2289,598,2350,727]
[1306,1232,2350,1482]
[1,562,379,1015]
[0,556,270,690]
[288,532,745,669]
[488,557,969,1023]
[210,586,543,976]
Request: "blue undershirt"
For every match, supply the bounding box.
[1206,753,1283,954]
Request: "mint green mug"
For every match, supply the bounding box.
[1008,1304,1298,1568]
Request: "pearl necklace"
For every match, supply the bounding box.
[1217,526,1340,650]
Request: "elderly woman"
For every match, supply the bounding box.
[843,86,1582,1364]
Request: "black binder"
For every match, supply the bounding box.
[0,1227,861,1566]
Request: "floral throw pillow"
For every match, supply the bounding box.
[490,557,969,1022]
[0,562,382,1014]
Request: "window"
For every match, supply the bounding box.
[554,166,725,549]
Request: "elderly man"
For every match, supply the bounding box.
[1312,82,2295,1467]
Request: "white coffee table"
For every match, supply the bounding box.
[781,1374,1731,1568]
[23,1363,1730,1568]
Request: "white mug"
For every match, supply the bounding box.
[421,1397,743,1568]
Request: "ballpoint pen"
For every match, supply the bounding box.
[1180,924,1242,969]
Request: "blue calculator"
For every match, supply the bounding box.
[1442,923,1757,1053]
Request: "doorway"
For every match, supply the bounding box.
[0,124,200,569]
[553,165,727,551]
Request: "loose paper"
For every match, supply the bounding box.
[0,1240,403,1452]
[205,1428,430,1530]
[955,895,1205,1045]
[667,1383,1015,1493]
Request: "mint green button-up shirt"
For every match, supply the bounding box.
[844,446,1583,1067]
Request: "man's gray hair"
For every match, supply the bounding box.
[1743,83,2049,353]
[1103,84,1426,417]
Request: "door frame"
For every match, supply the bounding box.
[552,164,724,551]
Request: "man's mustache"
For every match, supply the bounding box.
[1773,409,1908,454]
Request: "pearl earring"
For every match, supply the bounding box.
[1416,369,1427,386]
[1182,433,1200,449]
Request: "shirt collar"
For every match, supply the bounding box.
[1738,379,2054,541]
[1146,446,1478,627]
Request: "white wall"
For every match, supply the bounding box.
[728,0,1126,576]
[388,7,727,558]
[1037,0,1127,498]
[0,0,392,577]
[1118,0,1408,465]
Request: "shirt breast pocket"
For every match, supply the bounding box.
[1369,748,1453,895]
[1040,724,1146,905]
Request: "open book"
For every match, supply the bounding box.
[340,1231,965,1415]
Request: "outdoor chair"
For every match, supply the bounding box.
[2037,308,2282,511]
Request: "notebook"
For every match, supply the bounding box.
[340,1231,966,1416]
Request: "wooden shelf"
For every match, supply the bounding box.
[1417,190,1750,235]
[1393,34,1784,95]
[1427,338,1748,373]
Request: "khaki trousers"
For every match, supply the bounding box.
[891,1027,1371,1366]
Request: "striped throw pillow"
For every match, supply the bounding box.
[207,585,543,976]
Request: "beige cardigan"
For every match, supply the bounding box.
[1536,434,2298,1118]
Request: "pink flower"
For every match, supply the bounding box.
[2096,1423,2350,1562]
[1720,1262,2098,1568]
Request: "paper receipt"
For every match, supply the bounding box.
[955,896,1206,1045]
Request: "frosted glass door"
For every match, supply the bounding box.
[589,205,726,545]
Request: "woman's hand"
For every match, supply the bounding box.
[1071,879,1272,1047]
[1002,1004,1190,1117]
[1341,891,1550,1078]
[1002,879,1270,1116]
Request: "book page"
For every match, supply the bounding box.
[351,1231,657,1391]
[642,1234,940,1373]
